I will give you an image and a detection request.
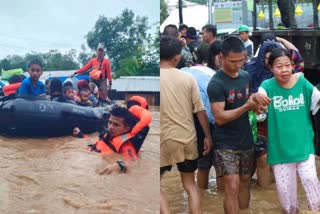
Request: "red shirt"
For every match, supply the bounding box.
[76,58,112,82]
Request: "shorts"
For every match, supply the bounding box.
[255,135,267,157]
[213,148,256,177]
[160,159,198,175]
[197,148,215,170]
[194,116,214,169]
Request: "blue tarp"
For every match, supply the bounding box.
[47,75,89,83]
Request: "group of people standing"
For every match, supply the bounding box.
[160,23,320,214]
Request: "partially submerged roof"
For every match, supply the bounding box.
[113,76,160,92]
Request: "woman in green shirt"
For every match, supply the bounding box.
[253,48,320,213]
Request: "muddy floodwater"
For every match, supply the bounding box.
[0,107,159,214]
[161,158,320,214]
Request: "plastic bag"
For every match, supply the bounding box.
[1,68,23,80]
[248,111,257,144]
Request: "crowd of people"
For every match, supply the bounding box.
[160,23,320,214]
[1,43,153,177]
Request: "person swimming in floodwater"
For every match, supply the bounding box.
[73,96,152,175]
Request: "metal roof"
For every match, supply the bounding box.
[40,70,77,81]
[40,71,160,92]
[113,76,160,92]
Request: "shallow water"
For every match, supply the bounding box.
[161,157,320,214]
[0,107,159,214]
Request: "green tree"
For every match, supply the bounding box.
[78,44,94,66]
[139,28,160,76]
[5,55,25,70]
[0,59,11,72]
[116,57,140,77]
[43,49,79,71]
[85,9,159,77]
[0,50,80,72]
[161,0,169,24]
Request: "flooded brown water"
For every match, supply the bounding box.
[161,157,320,214]
[0,107,159,214]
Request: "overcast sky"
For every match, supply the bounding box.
[0,0,159,59]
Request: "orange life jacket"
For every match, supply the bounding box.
[129,96,148,109]
[129,105,152,136]
[88,103,152,155]
[92,132,132,155]
[3,83,21,96]
[89,125,149,155]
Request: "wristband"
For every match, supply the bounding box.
[109,81,112,85]
[116,161,126,173]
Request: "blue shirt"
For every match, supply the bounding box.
[181,66,216,125]
[18,77,46,96]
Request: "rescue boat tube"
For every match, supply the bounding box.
[0,97,109,137]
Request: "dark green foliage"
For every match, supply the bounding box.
[0,49,80,72]
[84,9,159,77]
[161,0,169,24]
[0,9,159,76]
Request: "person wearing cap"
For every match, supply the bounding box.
[70,43,112,103]
[238,25,254,61]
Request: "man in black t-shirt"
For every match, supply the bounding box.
[207,36,259,213]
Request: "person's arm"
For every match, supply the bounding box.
[70,59,93,77]
[39,82,46,96]
[129,106,153,136]
[276,37,299,52]
[17,79,30,95]
[105,60,113,88]
[196,110,212,156]
[211,95,258,126]
[98,142,137,175]
[252,87,272,107]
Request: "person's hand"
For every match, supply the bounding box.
[105,96,112,104]
[98,163,120,175]
[70,73,76,78]
[73,127,80,136]
[203,136,212,156]
[252,93,272,106]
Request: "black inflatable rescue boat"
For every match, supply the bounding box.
[0,97,109,137]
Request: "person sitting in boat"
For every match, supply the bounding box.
[70,43,112,103]
[53,85,76,104]
[76,79,99,106]
[88,82,99,101]
[18,59,46,97]
[76,88,93,107]
[49,77,63,100]
[3,74,24,96]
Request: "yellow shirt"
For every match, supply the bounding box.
[160,68,205,167]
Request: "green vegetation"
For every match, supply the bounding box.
[0,9,159,77]
[161,0,169,25]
